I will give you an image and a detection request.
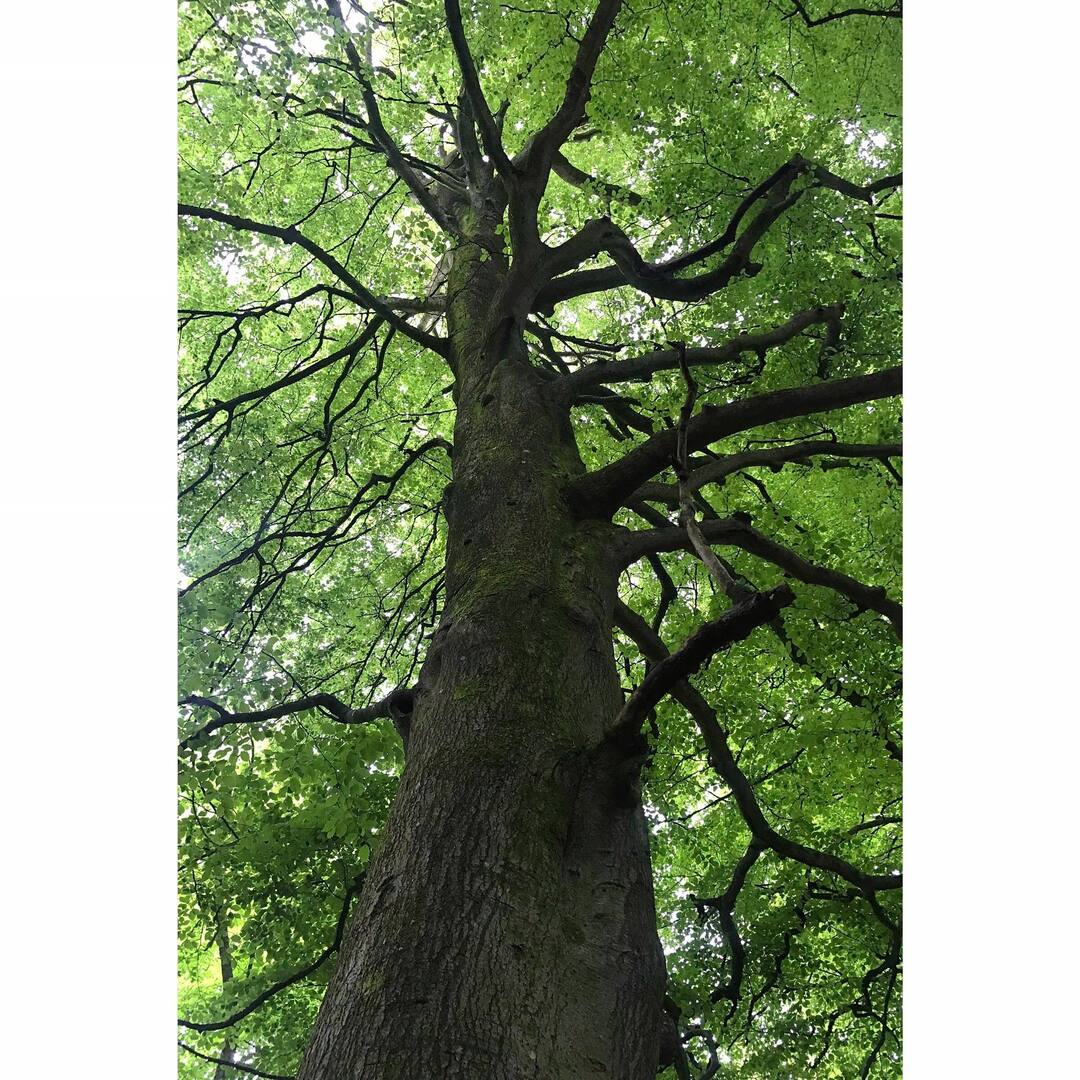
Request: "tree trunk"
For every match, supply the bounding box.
[213,910,235,1080]
[298,248,668,1079]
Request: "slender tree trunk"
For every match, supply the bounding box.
[298,248,668,1078]
[213,909,235,1080]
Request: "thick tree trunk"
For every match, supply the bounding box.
[298,251,668,1079]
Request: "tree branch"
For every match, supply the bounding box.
[787,1,902,28]
[630,440,901,506]
[692,841,765,1012]
[674,347,743,598]
[178,203,448,354]
[326,1,458,232]
[610,585,794,741]
[179,437,451,600]
[178,875,364,1033]
[179,688,414,750]
[557,305,842,395]
[645,551,678,632]
[613,601,901,892]
[618,516,902,638]
[567,366,901,518]
[769,614,903,761]
[178,1042,294,1080]
[488,0,626,297]
[179,319,383,429]
[524,0,624,175]
[443,0,515,175]
[551,150,642,205]
[534,157,901,309]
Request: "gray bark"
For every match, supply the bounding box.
[297,236,668,1079]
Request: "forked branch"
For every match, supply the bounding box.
[610,584,794,742]
[613,601,901,893]
[568,366,902,518]
[523,0,624,177]
[693,841,765,1012]
[327,0,458,232]
[178,874,365,1033]
[535,157,901,309]
[618,516,902,638]
[443,0,515,176]
[178,204,447,354]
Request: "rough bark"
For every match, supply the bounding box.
[178,3,904,1074]
[297,233,667,1079]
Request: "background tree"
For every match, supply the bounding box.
[177,1,901,1077]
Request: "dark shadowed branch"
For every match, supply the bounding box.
[178,1042,295,1080]
[521,0,625,178]
[444,0,515,176]
[552,150,642,205]
[786,1,902,28]
[613,601,901,893]
[556,306,842,395]
[618,516,902,637]
[180,688,414,750]
[326,0,458,233]
[178,203,447,354]
[535,157,901,308]
[769,615,903,761]
[568,366,901,518]
[609,585,794,743]
[673,348,744,598]
[692,841,765,1013]
[179,319,384,432]
[179,874,365,1033]
[630,440,901,506]
[179,437,451,601]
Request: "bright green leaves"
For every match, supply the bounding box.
[179,0,899,1074]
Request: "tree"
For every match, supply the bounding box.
[177,1,902,1077]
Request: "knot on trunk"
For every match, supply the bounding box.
[388,688,416,751]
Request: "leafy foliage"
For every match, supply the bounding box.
[178,1,901,1076]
